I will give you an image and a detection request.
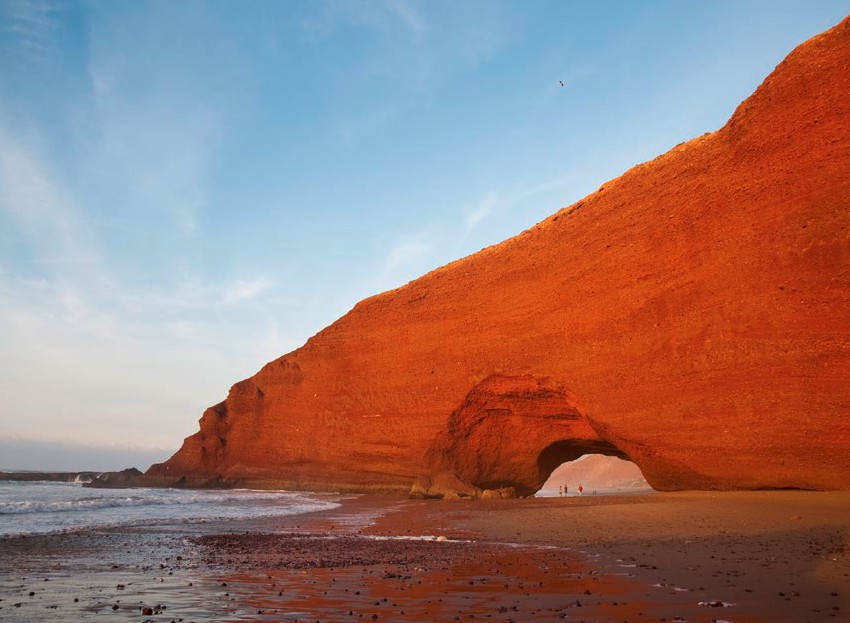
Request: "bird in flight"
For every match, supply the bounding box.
[559,80,564,87]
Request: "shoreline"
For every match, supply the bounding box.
[1,491,847,622]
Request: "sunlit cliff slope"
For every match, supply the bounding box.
[149,16,850,494]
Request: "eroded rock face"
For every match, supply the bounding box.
[148,17,850,493]
[425,375,622,496]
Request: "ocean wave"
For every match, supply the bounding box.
[0,482,341,537]
[0,489,311,515]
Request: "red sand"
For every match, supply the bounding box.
[1,491,847,622]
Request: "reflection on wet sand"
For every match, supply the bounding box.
[194,536,708,623]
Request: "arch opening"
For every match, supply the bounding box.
[536,440,655,497]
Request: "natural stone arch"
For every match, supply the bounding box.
[419,374,643,497]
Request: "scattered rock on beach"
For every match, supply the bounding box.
[480,487,517,500]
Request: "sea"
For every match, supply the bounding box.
[0,480,341,538]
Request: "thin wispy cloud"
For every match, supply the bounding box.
[336,106,397,145]
[299,0,508,95]
[81,97,219,237]
[0,131,68,231]
[384,0,427,35]
[0,109,279,450]
[0,266,294,448]
[366,231,434,295]
[302,0,427,37]
[223,276,274,305]
[1,0,58,59]
[464,191,499,236]
[383,235,430,274]
[454,171,594,258]
[81,5,223,239]
[0,124,99,275]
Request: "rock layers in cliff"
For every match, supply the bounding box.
[148,17,850,494]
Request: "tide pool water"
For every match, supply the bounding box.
[0,480,339,537]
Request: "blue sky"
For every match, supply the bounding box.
[1,1,847,471]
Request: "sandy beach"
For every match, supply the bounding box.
[369,491,850,622]
[1,491,847,622]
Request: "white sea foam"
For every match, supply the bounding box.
[362,534,473,543]
[0,481,339,537]
[0,490,307,514]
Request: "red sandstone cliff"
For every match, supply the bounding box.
[149,17,850,493]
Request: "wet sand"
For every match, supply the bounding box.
[1,491,847,622]
[368,491,850,622]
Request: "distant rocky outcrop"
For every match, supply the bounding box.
[0,471,99,483]
[83,468,144,488]
[147,16,850,495]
